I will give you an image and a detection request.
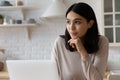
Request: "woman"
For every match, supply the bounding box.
[52,2,109,80]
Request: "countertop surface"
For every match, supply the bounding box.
[0,71,9,79]
[0,71,109,80]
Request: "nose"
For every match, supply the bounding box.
[69,23,75,30]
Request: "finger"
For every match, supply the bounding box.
[69,43,75,48]
[71,44,75,48]
[68,39,76,48]
[68,39,72,43]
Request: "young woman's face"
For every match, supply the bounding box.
[66,11,93,39]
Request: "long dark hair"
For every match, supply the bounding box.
[61,2,100,54]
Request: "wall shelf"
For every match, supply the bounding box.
[0,24,37,40]
[0,24,36,28]
[0,6,37,20]
[0,5,38,40]
[0,6,37,11]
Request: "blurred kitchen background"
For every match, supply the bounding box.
[0,1,120,79]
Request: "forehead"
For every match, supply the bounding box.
[66,11,86,21]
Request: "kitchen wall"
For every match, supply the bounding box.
[0,0,120,71]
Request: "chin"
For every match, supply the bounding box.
[71,36,78,39]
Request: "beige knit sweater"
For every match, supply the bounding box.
[52,35,109,80]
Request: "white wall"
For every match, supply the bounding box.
[0,0,120,71]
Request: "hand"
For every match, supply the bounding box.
[68,38,88,61]
[68,38,83,52]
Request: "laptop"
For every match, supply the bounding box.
[6,60,60,80]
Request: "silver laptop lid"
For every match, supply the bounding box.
[6,60,59,80]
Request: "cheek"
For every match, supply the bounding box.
[66,25,70,32]
[77,26,89,37]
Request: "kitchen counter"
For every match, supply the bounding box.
[0,71,109,80]
[0,71,9,80]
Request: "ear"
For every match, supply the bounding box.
[88,20,94,28]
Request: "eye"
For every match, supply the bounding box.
[74,20,81,25]
[66,20,71,25]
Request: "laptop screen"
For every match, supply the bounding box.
[6,60,60,80]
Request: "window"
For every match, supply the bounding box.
[103,0,120,46]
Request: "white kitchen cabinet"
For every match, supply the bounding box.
[103,0,120,46]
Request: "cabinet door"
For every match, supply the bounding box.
[103,0,120,46]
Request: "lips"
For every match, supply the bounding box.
[70,32,77,35]
[70,32,78,37]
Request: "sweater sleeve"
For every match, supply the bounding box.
[51,37,62,80]
[81,36,109,80]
